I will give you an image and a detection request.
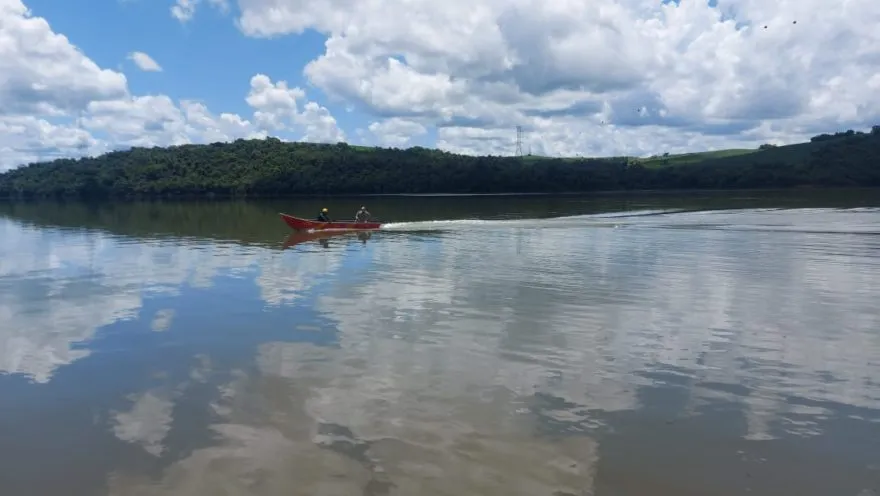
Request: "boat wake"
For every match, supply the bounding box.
[379,208,682,231]
[380,217,619,231]
[379,207,880,235]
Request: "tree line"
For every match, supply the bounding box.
[1,127,878,200]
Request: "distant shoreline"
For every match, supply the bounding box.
[4,187,880,206]
[3,185,878,203]
[2,128,878,200]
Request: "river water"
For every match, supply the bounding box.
[1,191,879,496]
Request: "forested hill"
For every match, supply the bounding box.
[1,127,878,200]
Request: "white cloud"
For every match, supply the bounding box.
[299,101,345,142]
[78,95,258,150]
[0,115,105,167]
[170,0,197,21]
[127,51,162,72]
[171,0,228,22]
[245,74,345,143]
[0,0,127,116]
[367,117,426,147]
[4,0,879,170]
[246,73,306,130]
[0,0,343,171]
[234,0,880,155]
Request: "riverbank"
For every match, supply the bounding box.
[1,128,878,200]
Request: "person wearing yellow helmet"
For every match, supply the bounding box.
[316,208,331,222]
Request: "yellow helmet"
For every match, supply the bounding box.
[322,208,328,212]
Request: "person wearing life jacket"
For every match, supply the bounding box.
[317,208,331,222]
[354,206,371,223]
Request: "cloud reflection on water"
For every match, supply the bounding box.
[2,207,880,495]
[0,220,348,383]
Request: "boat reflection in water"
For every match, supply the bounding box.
[282,230,373,249]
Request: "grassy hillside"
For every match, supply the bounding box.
[516,148,756,166]
[693,141,826,167]
[514,140,821,169]
[636,149,758,167]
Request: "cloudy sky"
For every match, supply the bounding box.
[1,0,878,170]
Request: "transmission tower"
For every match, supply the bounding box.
[515,126,524,157]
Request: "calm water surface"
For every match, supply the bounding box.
[1,191,880,496]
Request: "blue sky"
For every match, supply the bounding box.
[20,0,445,151]
[0,0,877,169]
[23,0,378,139]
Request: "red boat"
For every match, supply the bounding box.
[279,213,383,231]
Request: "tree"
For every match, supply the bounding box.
[1,128,878,200]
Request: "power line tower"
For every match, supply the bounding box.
[515,126,524,157]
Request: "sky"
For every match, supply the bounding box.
[0,0,878,170]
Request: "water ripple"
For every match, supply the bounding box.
[2,206,880,495]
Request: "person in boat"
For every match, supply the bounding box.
[354,206,371,223]
[317,208,331,222]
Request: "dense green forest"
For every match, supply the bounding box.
[1,126,878,200]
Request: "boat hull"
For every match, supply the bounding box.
[279,213,382,231]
